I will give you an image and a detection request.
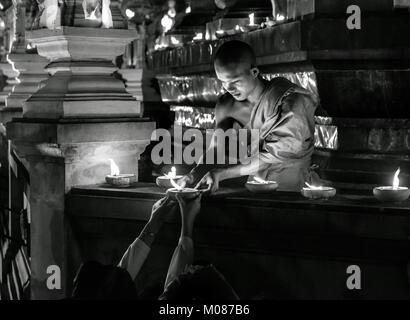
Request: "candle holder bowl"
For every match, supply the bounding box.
[156,176,184,189]
[166,188,201,200]
[301,187,336,200]
[241,25,259,32]
[245,181,278,193]
[373,187,410,202]
[105,174,136,188]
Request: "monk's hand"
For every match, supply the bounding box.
[195,169,221,194]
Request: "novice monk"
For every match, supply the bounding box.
[181,40,320,193]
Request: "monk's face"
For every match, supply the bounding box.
[214,62,258,101]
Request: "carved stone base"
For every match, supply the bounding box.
[24,27,142,119]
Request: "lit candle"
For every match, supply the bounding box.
[125,9,135,19]
[301,182,336,200]
[275,14,285,22]
[193,32,203,41]
[105,159,136,187]
[373,168,410,202]
[245,176,278,193]
[215,29,225,38]
[161,14,174,33]
[165,172,200,199]
[249,13,255,26]
[170,36,180,45]
[156,166,183,189]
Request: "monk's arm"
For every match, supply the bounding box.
[216,93,314,181]
[187,102,234,180]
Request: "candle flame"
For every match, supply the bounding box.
[170,36,180,45]
[305,182,323,190]
[393,167,400,190]
[193,32,203,41]
[254,176,268,184]
[125,9,135,19]
[109,159,120,176]
[164,166,181,190]
[165,166,177,179]
[161,14,174,33]
[276,14,285,22]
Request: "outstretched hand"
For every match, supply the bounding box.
[194,170,221,194]
[149,195,177,227]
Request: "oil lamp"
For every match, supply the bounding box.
[105,159,136,187]
[275,14,286,22]
[170,36,180,46]
[215,29,225,38]
[156,166,184,189]
[249,13,255,26]
[301,182,336,200]
[241,13,259,32]
[373,168,410,202]
[125,9,135,19]
[165,175,201,199]
[192,32,203,42]
[245,176,278,193]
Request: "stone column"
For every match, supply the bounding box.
[119,31,161,103]
[118,29,171,129]
[0,63,18,183]
[0,54,49,125]
[7,24,155,299]
[0,63,19,123]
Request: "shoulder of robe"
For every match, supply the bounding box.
[266,77,318,115]
[282,91,318,116]
[262,77,297,117]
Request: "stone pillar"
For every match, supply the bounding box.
[0,63,19,122]
[0,54,49,125]
[118,29,171,129]
[0,63,18,179]
[7,23,155,299]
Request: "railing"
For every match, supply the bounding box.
[0,144,30,300]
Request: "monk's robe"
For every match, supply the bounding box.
[245,77,319,191]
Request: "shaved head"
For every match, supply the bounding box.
[214,40,256,71]
[213,40,259,101]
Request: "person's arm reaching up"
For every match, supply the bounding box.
[118,196,177,280]
[163,193,202,289]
